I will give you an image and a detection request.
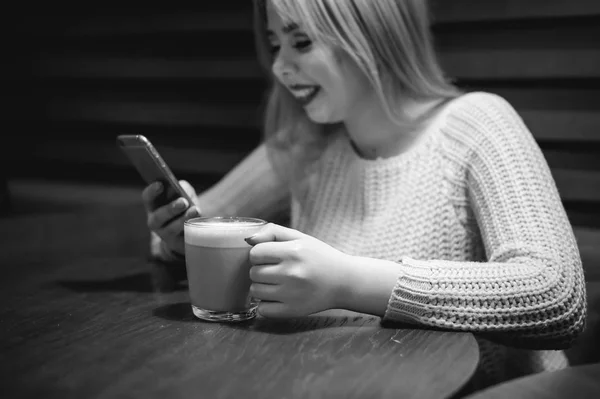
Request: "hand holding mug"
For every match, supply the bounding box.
[246,224,351,318]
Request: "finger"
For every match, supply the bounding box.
[249,242,291,265]
[183,205,201,222]
[179,180,196,199]
[245,223,304,245]
[159,205,200,238]
[147,197,191,231]
[257,301,291,318]
[249,264,283,284]
[249,283,281,301]
[179,180,202,211]
[142,182,164,213]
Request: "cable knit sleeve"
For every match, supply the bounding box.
[385,92,587,350]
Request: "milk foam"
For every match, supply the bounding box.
[184,218,266,248]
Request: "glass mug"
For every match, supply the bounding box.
[183,216,266,322]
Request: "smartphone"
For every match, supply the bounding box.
[116,134,193,208]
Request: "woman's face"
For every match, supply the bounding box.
[266,1,373,124]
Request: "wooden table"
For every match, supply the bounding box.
[465,362,600,399]
[0,204,480,399]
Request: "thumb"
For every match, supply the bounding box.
[244,223,304,245]
[179,180,201,212]
[179,180,196,198]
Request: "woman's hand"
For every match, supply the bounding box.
[246,223,353,318]
[142,180,201,255]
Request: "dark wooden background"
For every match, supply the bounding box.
[2,0,600,366]
[4,1,600,226]
[5,3,261,193]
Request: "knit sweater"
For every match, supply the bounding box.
[153,91,586,386]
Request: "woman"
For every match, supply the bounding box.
[143,0,586,388]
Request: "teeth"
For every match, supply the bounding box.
[295,88,314,97]
[291,86,319,100]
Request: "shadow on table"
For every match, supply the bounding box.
[57,263,188,294]
[246,316,389,334]
[153,302,199,322]
[152,301,417,334]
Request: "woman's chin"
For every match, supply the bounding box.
[304,108,337,125]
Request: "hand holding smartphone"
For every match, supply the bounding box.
[117,134,199,260]
[116,134,193,209]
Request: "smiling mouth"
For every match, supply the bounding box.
[289,85,321,106]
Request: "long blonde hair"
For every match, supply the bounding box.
[252,0,460,175]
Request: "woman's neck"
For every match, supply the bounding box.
[343,96,444,160]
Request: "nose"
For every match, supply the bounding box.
[271,48,297,78]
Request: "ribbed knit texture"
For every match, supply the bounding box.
[153,91,586,386]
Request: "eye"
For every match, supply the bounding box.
[294,40,312,52]
[269,44,281,55]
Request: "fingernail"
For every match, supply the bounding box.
[244,234,256,244]
[173,198,188,210]
[154,182,163,193]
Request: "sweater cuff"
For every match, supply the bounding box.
[385,256,436,323]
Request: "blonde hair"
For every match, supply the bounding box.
[253,0,460,175]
